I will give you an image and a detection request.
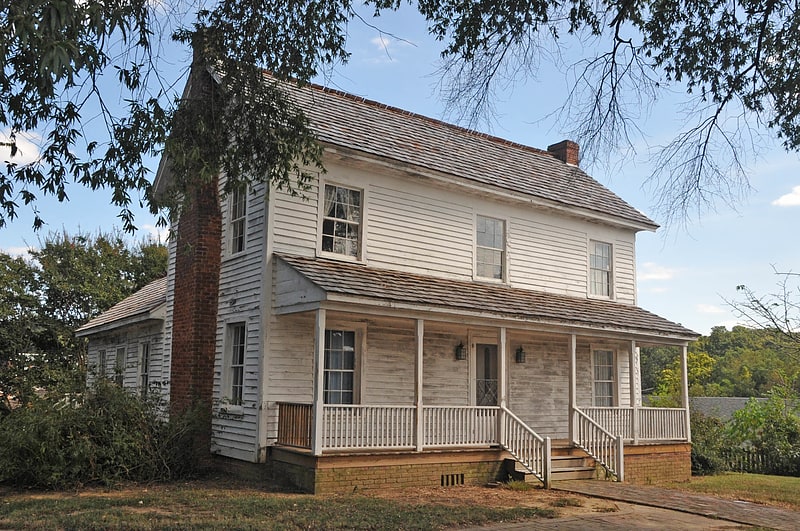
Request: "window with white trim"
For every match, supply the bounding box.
[139,343,150,397]
[321,184,362,258]
[227,323,246,406]
[230,186,247,254]
[98,349,107,377]
[324,329,356,404]
[476,215,505,280]
[114,347,126,386]
[592,349,615,407]
[589,241,612,297]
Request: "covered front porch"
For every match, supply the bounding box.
[267,254,697,490]
[271,310,691,488]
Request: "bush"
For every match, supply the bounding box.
[726,388,800,477]
[0,379,205,489]
[690,411,728,475]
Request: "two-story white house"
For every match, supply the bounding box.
[77,67,698,493]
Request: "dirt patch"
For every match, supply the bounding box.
[362,485,620,517]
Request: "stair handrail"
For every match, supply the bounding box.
[573,407,624,481]
[500,406,552,488]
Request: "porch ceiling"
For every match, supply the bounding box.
[275,254,698,342]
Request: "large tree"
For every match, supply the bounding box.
[2,0,799,228]
[0,230,167,412]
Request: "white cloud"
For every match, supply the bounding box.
[366,35,413,64]
[696,303,726,314]
[1,246,35,259]
[638,262,678,281]
[142,224,168,243]
[772,185,800,207]
[0,130,41,166]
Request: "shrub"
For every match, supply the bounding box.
[690,411,728,475]
[0,378,205,489]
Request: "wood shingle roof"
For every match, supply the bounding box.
[75,277,167,336]
[277,254,697,341]
[282,81,658,230]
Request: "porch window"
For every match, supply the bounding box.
[589,241,612,296]
[230,185,247,254]
[227,323,246,406]
[476,344,498,406]
[139,342,150,398]
[593,349,615,406]
[476,215,505,280]
[321,184,362,258]
[115,347,126,386]
[324,330,356,404]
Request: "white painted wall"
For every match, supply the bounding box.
[270,159,640,302]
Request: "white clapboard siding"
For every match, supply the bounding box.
[155,230,178,403]
[269,159,640,300]
[367,184,473,277]
[85,323,163,398]
[271,181,318,257]
[509,217,588,296]
[363,322,416,404]
[211,180,268,461]
[508,334,571,438]
[614,238,636,304]
[422,327,470,405]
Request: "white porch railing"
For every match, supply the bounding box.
[422,406,498,447]
[501,406,551,487]
[574,408,623,481]
[583,407,689,441]
[322,405,416,450]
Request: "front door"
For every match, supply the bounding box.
[475,343,498,406]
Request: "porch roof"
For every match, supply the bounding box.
[276,254,698,342]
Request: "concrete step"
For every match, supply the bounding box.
[551,466,597,481]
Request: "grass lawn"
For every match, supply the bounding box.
[667,473,800,511]
[0,480,562,531]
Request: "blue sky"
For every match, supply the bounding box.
[2,7,799,335]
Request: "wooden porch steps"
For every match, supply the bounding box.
[504,443,597,484]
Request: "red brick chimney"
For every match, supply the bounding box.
[168,35,222,462]
[547,140,580,166]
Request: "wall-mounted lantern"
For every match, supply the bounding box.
[515,346,526,364]
[455,341,466,360]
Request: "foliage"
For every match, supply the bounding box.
[648,349,715,407]
[4,0,800,229]
[725,387,800,476]
[0,378,204,489]
[643,325,800,402]
[0,230,167,414]
[730,271,800,364]
[689,411,728,475]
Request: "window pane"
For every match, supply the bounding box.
[322,185,362,257]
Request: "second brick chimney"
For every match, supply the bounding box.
[547,140,580,166]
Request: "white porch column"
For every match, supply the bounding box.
[498,327,508,445]
[630,340,640,444]
[569,334,577,444]
[415,319,424,452]
[311,308,326,456]
[680,344,692,442]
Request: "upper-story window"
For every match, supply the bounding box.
[589,241,612,297]
[321,184,362,258]
[476,215,505,280]
[230,186,247,254]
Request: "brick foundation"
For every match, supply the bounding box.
[269,448,508,494]
[623,443,692,485]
